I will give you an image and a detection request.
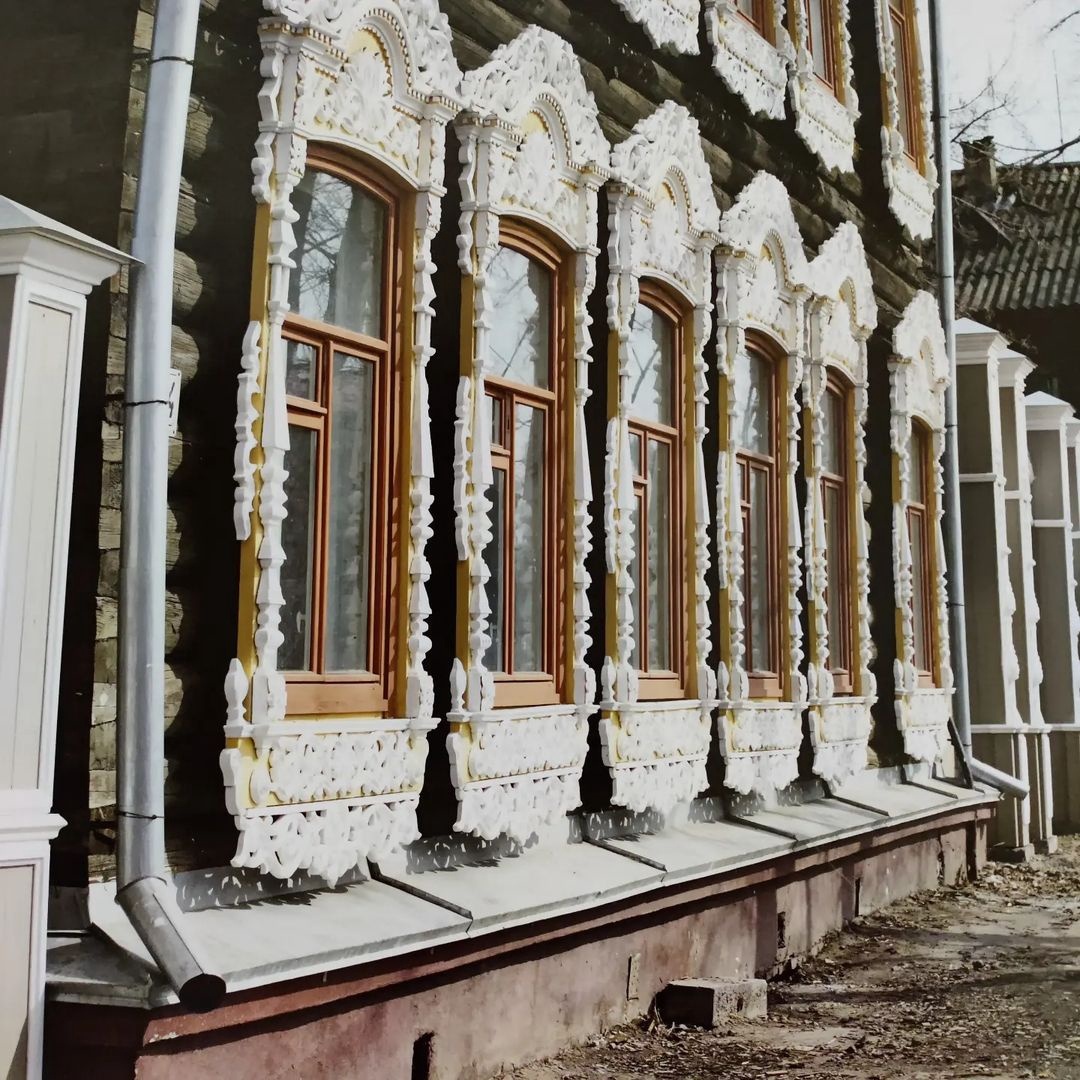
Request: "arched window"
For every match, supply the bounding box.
[626,283,686,698]
[278,154,401,715]
[481,222,565,706]
[734,339,782,698]
[908,418,935,684]
[821,375,853,691]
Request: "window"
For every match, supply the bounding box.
[908,420,935,685]
[821,378,853,692]
[734,341,782,698]
[481,222,565,708]
[736,0,773,41]
[889,0,921,165]
[278,155,400,714]
[626,283,686,699]
[799,0,838,90]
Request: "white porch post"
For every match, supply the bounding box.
[1026,392,1080,833]
[0,197,126,1080]
[954,321,1032,858]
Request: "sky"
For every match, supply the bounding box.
[943,0,1080,163]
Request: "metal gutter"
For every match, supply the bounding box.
[928,0,1028,803]
[116,0,225,1012]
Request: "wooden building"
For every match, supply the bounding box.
[0,1,1004,1076]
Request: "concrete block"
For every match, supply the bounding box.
[656,977,768,1027]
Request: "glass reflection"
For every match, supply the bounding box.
[513,404,546,671]
[647,440,672,671]
[281,426,317,671]
[627,303,674,427]
[487,246,551,389]
[734,350,772,455]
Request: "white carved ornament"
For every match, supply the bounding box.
[703,0,792,120]
[613,0,703,55]
[873,0,937,239]
[600,102,719,814]
[449,28,609,841]
[890,291,952,763]
[713,173,810,797]
[803,224,878,787]
[787,0,858,172]
[223,0,464,882]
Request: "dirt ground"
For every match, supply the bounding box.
[497,837,1080,1080]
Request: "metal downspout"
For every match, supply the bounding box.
[928,0,1028,803]
[116,0,225,1011]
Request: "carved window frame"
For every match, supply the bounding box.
[874,0,938,239]
[219,0,464,886]
[890,290,952,765]
[448,27,609,844]
[613,0,703,55]
[804,222,878,787]
[599,101,720,817]
[714,172,809,798]
[787,0,859,172]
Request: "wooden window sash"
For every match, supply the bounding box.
[626,281,688,703]
[736,339,784,701]
[907,422,936,688]
[279,151,402,718]
[889,0,924,170]
[821,377,854,694]
[485,220,567,710]
[799,0,840,95]
[736,0,774,43]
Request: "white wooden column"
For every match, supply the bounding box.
[998,352,1054,852]
[955,321,1031,858]
[0,198,126,1080]
[1026,392,1080,833]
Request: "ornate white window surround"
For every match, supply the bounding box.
[220,0,464,885]
[787,0,859,172]
[804,223,878,787]
[599,101,721,816]
[714,172,809,798]
[449,27,610,844]
[890,290,952,764]
[704,1,793,120]
[614,0,702,55]
[873,0,938,240]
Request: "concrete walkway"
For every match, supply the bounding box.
[499,837,1080,1079]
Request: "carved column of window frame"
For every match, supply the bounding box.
[873,0,937,240]
[703,0,793,120]
[598,102,721,816]
[786,0,859,172]
[448,27,610,844]
[714,172,810,798]
[803,223,879,787]
[219,0,463,885]
[890,290,953,765]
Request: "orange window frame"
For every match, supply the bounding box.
[797,0,840,94]
[627,281,689,702]
[736,335,784,700]
[483,219,568,710]
[736,0,774,42]
[821,375,854,693]
[280,150,403,716]
[907,419,936,687]
[889,0,924,169]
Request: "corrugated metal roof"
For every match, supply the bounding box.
[955,161,1080,315]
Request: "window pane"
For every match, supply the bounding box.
[280,425,318,672]
[910,510,930,672]
[647,440,673,671]
[289,169,386,338]
[821,387,843,476]
[487,246,551,389]
[808,0,830,81]
[484,468,507,673]
[630,491,643,671]
[629,430,643,478]
[734,350,772,456]
[489,394,504,448]
[513,404,546,671]
[910,426,928,505]
[325,353,375,673]
[748,466,772,672]
[824,482,848,672]
[627,303,675,427]
[891,13,915,148]
[285,339,318,400]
